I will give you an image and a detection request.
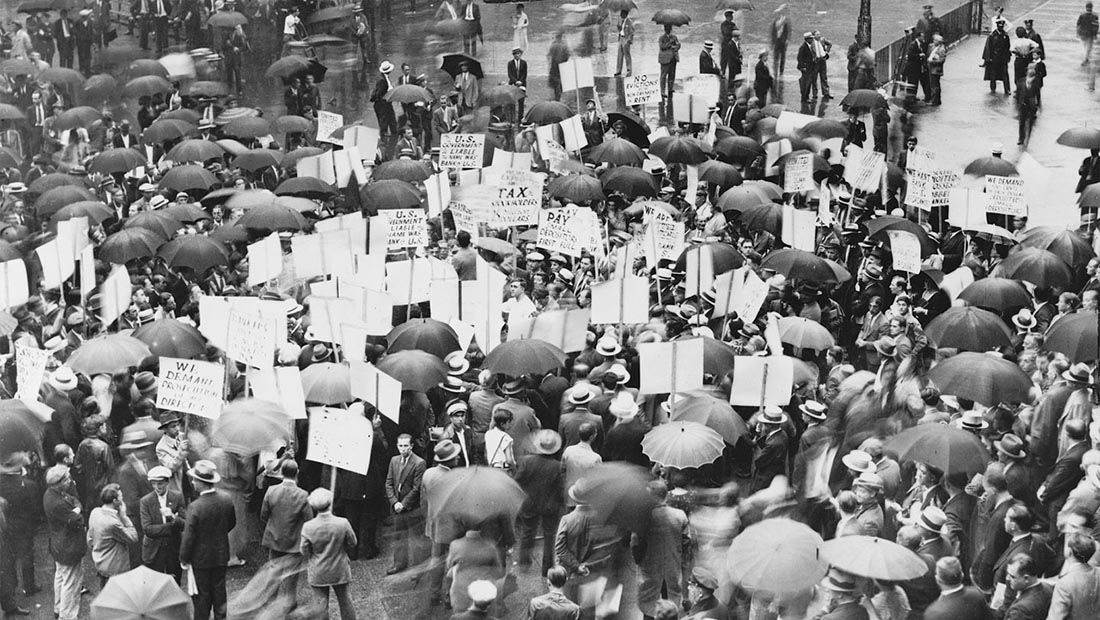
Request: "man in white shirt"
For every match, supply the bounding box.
[502,278,536,323]
[282,6,301,54]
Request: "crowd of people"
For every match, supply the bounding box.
[0,1,1099,620]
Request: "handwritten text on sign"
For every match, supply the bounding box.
[984,175,1026,216]
[306,406,374,475]
[624,73,661,106]
[226,310,277,369]
[537,207,595,257]
[156,357,225,418]
[488,184,541,226]
[439,133,485,169]
[385,208,429,249]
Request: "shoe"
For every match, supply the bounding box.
[227,558,246,567]
[613,73,621,77]
[386,565,404,575]
[24,586,41,596]
[4,607,30,616]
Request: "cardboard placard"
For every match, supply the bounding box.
[559,57,595,92]
[306,295,358,343]
[384,208,429,250]
[343,125,380,161]
[156,357,226,417]
[98,265,132,327]
[315,213,368,254]
[448,201,480,239]
[637,339,705,395]
[348,361,403,424]
[590,276,649,324]
[15,343,49,401]
[248,365,308,419]
[784,154,815,193]
[624,73,661,106]
[291,229,355,279]
[560,115,588,153]
[843,146,886,193]
[781,205,817,251]
[247,232,283,287]
[0,259,29,310]
[79,245,95,297]
[537,206,596,257]
[507,308,591,352]
[728,355,795,407]
[904,145,938,173]
[887,230,922,274]
[36,238,75,291]
[985,175,1026,216]
[948,188,989,229]
[439,133,486,169]
[306,405,374,475]
[713,266,769,322]
[225,309,278,369]
[682,244,715,298]
[774,111,819,138]
[682,75,721,107]
[315,110,343,144]
[671,93,711,125]
[487,183,541,226]
[489,148,532,172]
[643,208,685,270]
[424,172,452,218]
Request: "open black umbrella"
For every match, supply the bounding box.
[387,318,461,359]
[441,53,483,79]
[89,148,147,175]
[524,101,572,126]
[957,278,1031,312]
[651,8,691,25]
[715,135,765,164]
[548,174,605,203]
[925,306,1013,352]
[964,155,1018,177]
[760,248,850,283]
[100,228,166,264]
[1018,226,1095,265]
[132,318,208,359]
[698,159,743,190]
[649,136,708,165]
[600,166,658,197]
[588,137,645,166]
[1057,127,1100,149]
[373,159,432,183]
[142,119,197,144]
[377,350,449,392]
[160,164,218,193]
[167,139,224,163]
[883,423,991,474]
[157,235,230,273]
[483,339,567,376]
[1043,312,1097,362]
[28,173,83,195]
[840,88,887,110]
[359,179,422,214]
[991,247,1074,289]
[606,110,650,148]
[674,242,744,275]
[928,352,1032,405]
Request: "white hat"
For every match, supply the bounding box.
[595,337,622,357]
[608,392,639,418]
[49,366,78,391]
[380,61,394,74]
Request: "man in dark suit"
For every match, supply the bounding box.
[72,9,96,76]
[1038,419,1090,531]
[971,463,1019,591]
[53,9,76,68]
[513,430,564,574]
[942,473,977,569]
[259,460,311,594]
[451,580,500,620]
[139,465,184,580]
[384,433,426,574]
[371,62,398,137]
[507,47,528,124]
[1,454,39,616]
[24,92,47,157]
[42,465,85,620]
[115,432,155,568]
[752,407,789,493]
[699,40,720,75]
[796,32,818,102]
[993,506,1054,596]
[460,0,482,56]
[179,460,236,620]
[999,553,1053,620]
[916,506,955,561]
[925,557,992,620]
[1076,149,1100,193]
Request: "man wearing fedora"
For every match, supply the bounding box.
[87,483,138,586]
[683,566,729,620]
[423,439,462,603]
[813,570,868,620]
[156,413,189,497]
[43,366,81,451]
[140,465,184,579]
[493,379,541,462]
[116,429,156,567]
[0,453,38,616]
[1030,363,1089,470]
[514,430,564,574]
[993,433,1037,507]
[180,460,236,620]
[752,406,790,493]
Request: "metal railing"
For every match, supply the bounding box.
[874,0,982,85]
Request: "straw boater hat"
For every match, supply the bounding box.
[956,410,989,431]
[799,400,828,421]
[842,450,876,474]
[595,337,622,357]
[1012,308,1037,332]
[531,429,563,455]
[918,505,947,533]
[118,430,153,451]
[608,392,639,419]
[48,366,78,391]
[567,385,594,405]
[501,379,524,396]
[820,571,859,594]
[759,405,787,425]
[444,351,470,376]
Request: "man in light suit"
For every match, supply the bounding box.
[260,460,311,603]
[614,10,634,76]
[384,433,426,574]
[139,466,184,580]
[179,460,236,620]
[455,61,479,116]
[300,488,357,620]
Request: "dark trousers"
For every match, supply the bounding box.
[799,69,816,101]
[225,61,243,95]
[659,61,676,98]
[815,60,830,96]
[312,584,357,620]
[76,43,92,75]
[58,46,74,68]
[391,508,426,570]
[145,548,183,582]
[929,72,942,105]
[334,499,381,558]
[772,43,787,76]
[192,566,228,620]
[138,15,151,49]
[518,510,561,574]
[154,16,169,54]
[0,529,37,607]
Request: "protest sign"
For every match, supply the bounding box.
[775,111,819,138]
[537,207,594,257]
[683,244,716,298]
[439,133,486,169]
[904,145,938,173]
[713,266,770,323]
[292,229,355,279]
[349,361,402,424]
[247,233,283,287]
[307,405,374,475]
[315,212,368,254]
[818,182,833,225]
[99,265,131,326]
[315,110,343,144]
[343,125,379,161]
[79,245,95,297]
[782,205,817,251]
[948,188,988,229]
[225,309,277,369]
[560,115,588,152]
[487,183,541,226]
[590,276,649,324]
[306,295,358,343]
[157,357,225,417]
[643,208,685,270]
[15,343,49,401]
[448,201,480,239]
[729,356,795,407]
[682,74,721,106]
[671,93,711,124]
[508,309,591,352]
[985,175,1026,216]
[248,366,307,419]
[624,73,661,106]
[385,258,437,305]
[784,153,815,193]
[559,57,595,92]
[384,208,429,250]
[764,138,792,176]
[489,148,532,172]
[843,146,886,193]
[296,151,343,188]
[637,339,705,395]
[424,172,452,218]
[36,238,75,291]
[0,260,28,310]
[887,230,922,274]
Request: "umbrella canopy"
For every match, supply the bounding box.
[0,400,42,459]
[778,316,835,352]
[760,248,851,283]
[799,118,847,139]
[524,101,573,126]
[265,55,312,80]
[223,117,272,140]
[715,135,765,164]
[426,466,526,529]
[209,224,250,244]
[589,137,645,166]
[606,110,650,148]
[1043,312,1097,362]
[100,228,166,263]
[697,159,743,190]
[28,173,83,195]
[991,247,1073,289]
[0,59,34,76]
[925,306,1012,352]
[159,109,203,124]
[82,74,120,102]
[282,147,325,169]
[212,399,291,456]
[964,155,1018,177]
[208,10,249,28]
[34,185,96,217]
[164,203,212,223]
[673,242,744,276]
[668,394,749,444]
[652,8,691,24]
[649,136,708,165]
[142,119,197,144]
[274,115,312,134]
[131,318,208,359]
[92,565,191,620]
[1080,184,1100,209]
[821,536,928,580]
[0,104,24,121]
[883,423,992,474]
[129,58,170,78]
[483,339,567,377]
[1018,226,1095,265]
[275,176,338,199]
[301,362,352,405]
[68,335,152,375]
[386,318,461,359]
[124,75,173,98]
[574,462,657,534]
[441,53,484,79]
[360,180,422,214]
[373,158,432,183]
[52,201,113,225]
[864,215,935,256]
[157,235,230,273]
[548,174,605,203]
[839,88,887,110]
[957,278,1031,312]
[307,4,355,23]
[600,166,658,197]
[166,139,225,163]
[738,202,782,234]
[54,106,102,132]
[431,18,478,37]
[39,67,84,86]
[473,237,517,257]
[233,149,284,172]
[160,164,218,192]
[642,421,724,469]
[385,84,434,104]
[124,211,181,239]
[89,148,147,175]
[377,350,449,392]
[1057,127,1100,149]
[966,223,1017,245]
[727,518,828,593]
[928,352,1033,405]
[479,84,525,107]
[716,184,778,212]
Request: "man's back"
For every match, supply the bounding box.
[180,490,236,569]
[1049,564,1100,620]
[260,480,312,553]
[924,586,992,620]
[526,590,580,620]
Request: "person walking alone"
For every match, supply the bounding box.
[180,460,236,620]
[658,24,680,100]
[614,10,634,77]
[1078,2,1098,65]
[299,488,358,620]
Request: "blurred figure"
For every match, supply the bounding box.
[300,488,358,620]
[42,465,85,620]
[632,480,690,620]
[180,460,236,620]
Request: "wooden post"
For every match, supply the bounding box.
[406,250,415,322]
